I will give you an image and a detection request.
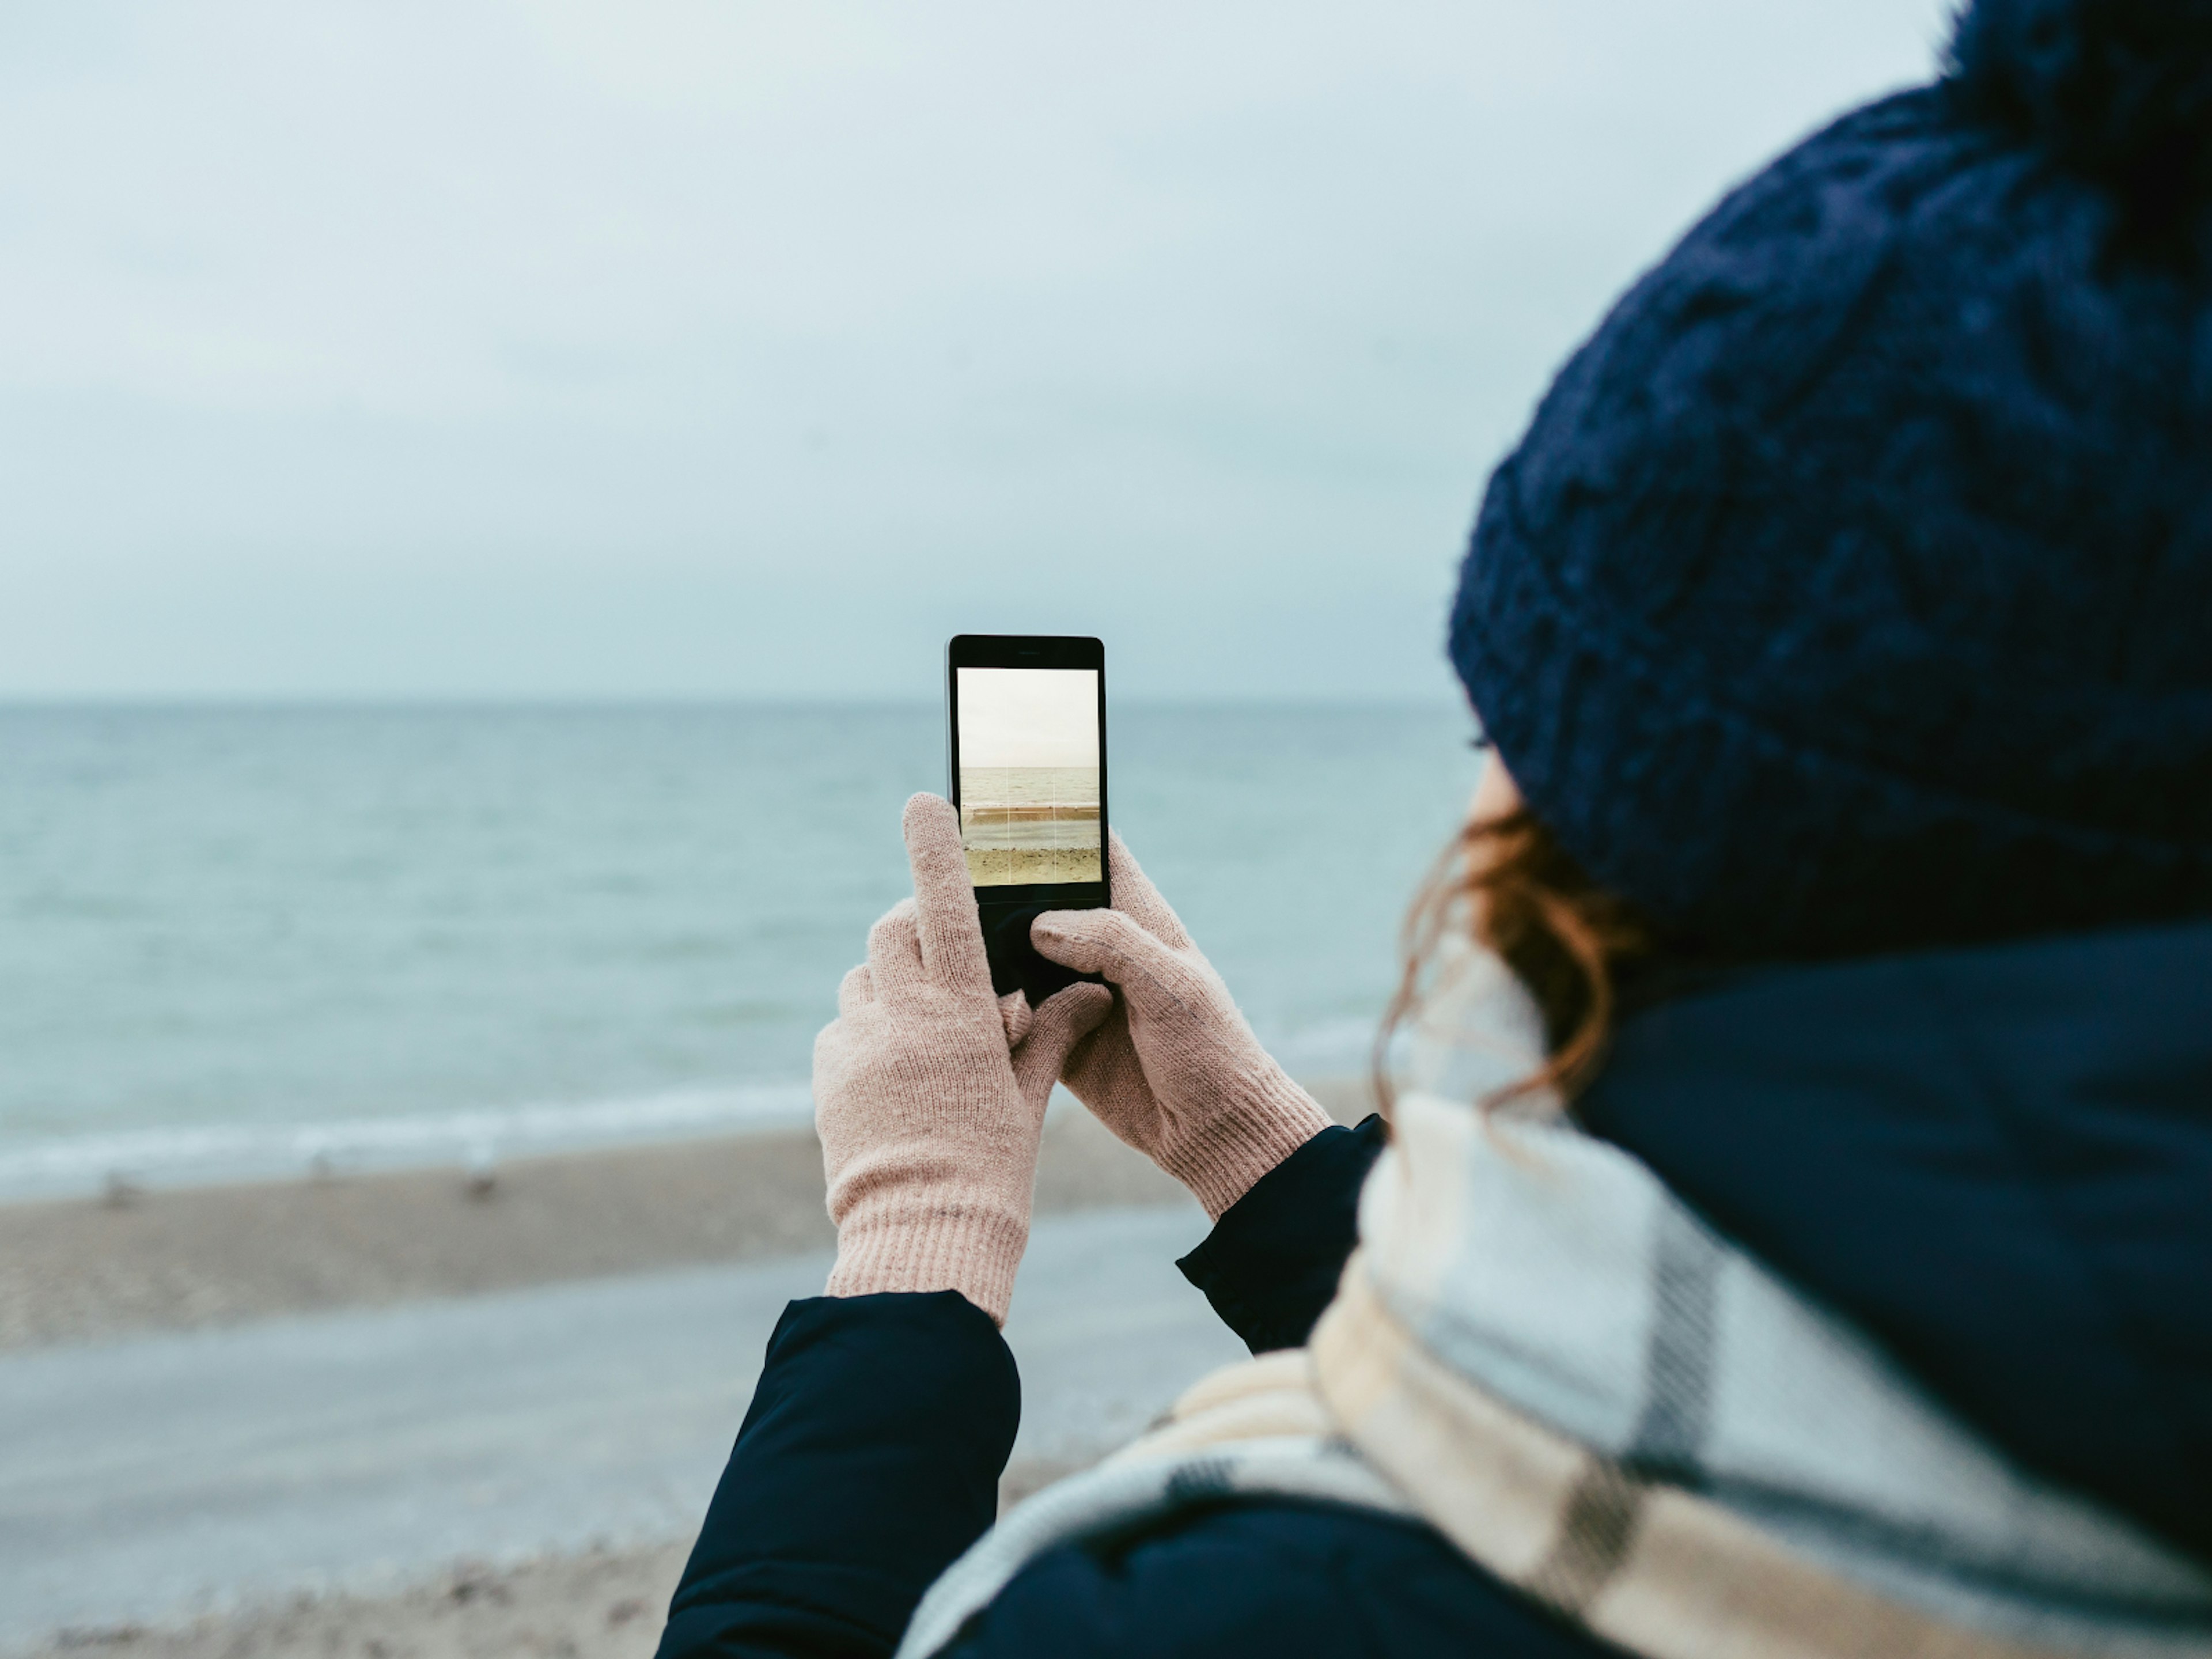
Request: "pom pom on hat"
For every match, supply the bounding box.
[1947,0,2212,219]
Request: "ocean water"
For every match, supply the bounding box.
[0,705,1478,1195]
[959,766,1101,823]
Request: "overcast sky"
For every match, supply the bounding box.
[0,0,1948,703]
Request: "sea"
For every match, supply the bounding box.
[0,704,1479,1198]
[957,767,1103,846]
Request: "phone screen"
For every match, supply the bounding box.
[953,666,1103,889]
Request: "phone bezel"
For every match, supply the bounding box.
[945,634,1110,916]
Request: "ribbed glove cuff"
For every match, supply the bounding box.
[1159,1069,1334,1221]
[825,1201,1030,1325]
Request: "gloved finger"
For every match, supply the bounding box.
[866,899,927,993]
[838,964,875,1017]
[999,989,1032,1047]
[1105,832,1194,950]
[1011,982,1115,1108]
[1029,908,1188,1012]
[903,793,993,994]
[1056,995,1158,1131]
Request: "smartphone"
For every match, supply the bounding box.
[946,634,1110,1003]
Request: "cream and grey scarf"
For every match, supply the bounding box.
[900,963,2212,1659]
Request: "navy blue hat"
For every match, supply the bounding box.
[1449,0,2212,958]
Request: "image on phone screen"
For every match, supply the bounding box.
[953,666,1103,888]
[946,635,1107,999]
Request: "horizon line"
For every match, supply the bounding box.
[0,691,1467,713]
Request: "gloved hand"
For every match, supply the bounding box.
[1032,835,1333,1220]
[816,794,1112,1324]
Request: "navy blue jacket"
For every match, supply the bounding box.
[660,922,2212,1657]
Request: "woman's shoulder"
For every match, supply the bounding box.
[940,1498,1613,1658]
[1581,919,2212,1556]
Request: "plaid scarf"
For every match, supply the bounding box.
[900,969,2212,1659]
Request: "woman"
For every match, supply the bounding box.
[660,2,2212,1654]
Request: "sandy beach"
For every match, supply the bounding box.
[1,1080,1373,1658]
[963,844,1104,885]
[26,1544,694,1659]
[21,1459,1103,1659]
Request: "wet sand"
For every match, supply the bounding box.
[15,1543,690,1659]
[14,1465,1092,1659]
[0,1080,1373,1354]
[964,844,1104,885]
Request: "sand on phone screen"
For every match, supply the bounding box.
[956,668,1102,887]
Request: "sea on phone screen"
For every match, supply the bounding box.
[958,766,1102,886]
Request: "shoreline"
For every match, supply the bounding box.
[0,1084,818,1207]
[0,1078,1373,1355]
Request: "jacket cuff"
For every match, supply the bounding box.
[1176,1113,1389,1354]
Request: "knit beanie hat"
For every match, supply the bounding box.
[1449,0,2212,959]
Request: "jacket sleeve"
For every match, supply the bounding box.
[1174,1114,1388,1354]
[657,1290,1018,1659]
[658,1116,1384,1657]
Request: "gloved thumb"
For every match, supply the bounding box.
[1010,981,1114,1109]
[1028,908,1175,988]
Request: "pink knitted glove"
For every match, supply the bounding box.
[815,794,1112,1324]
[1032,835,1332,1220]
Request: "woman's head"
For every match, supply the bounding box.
[1444,0,2212,968]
